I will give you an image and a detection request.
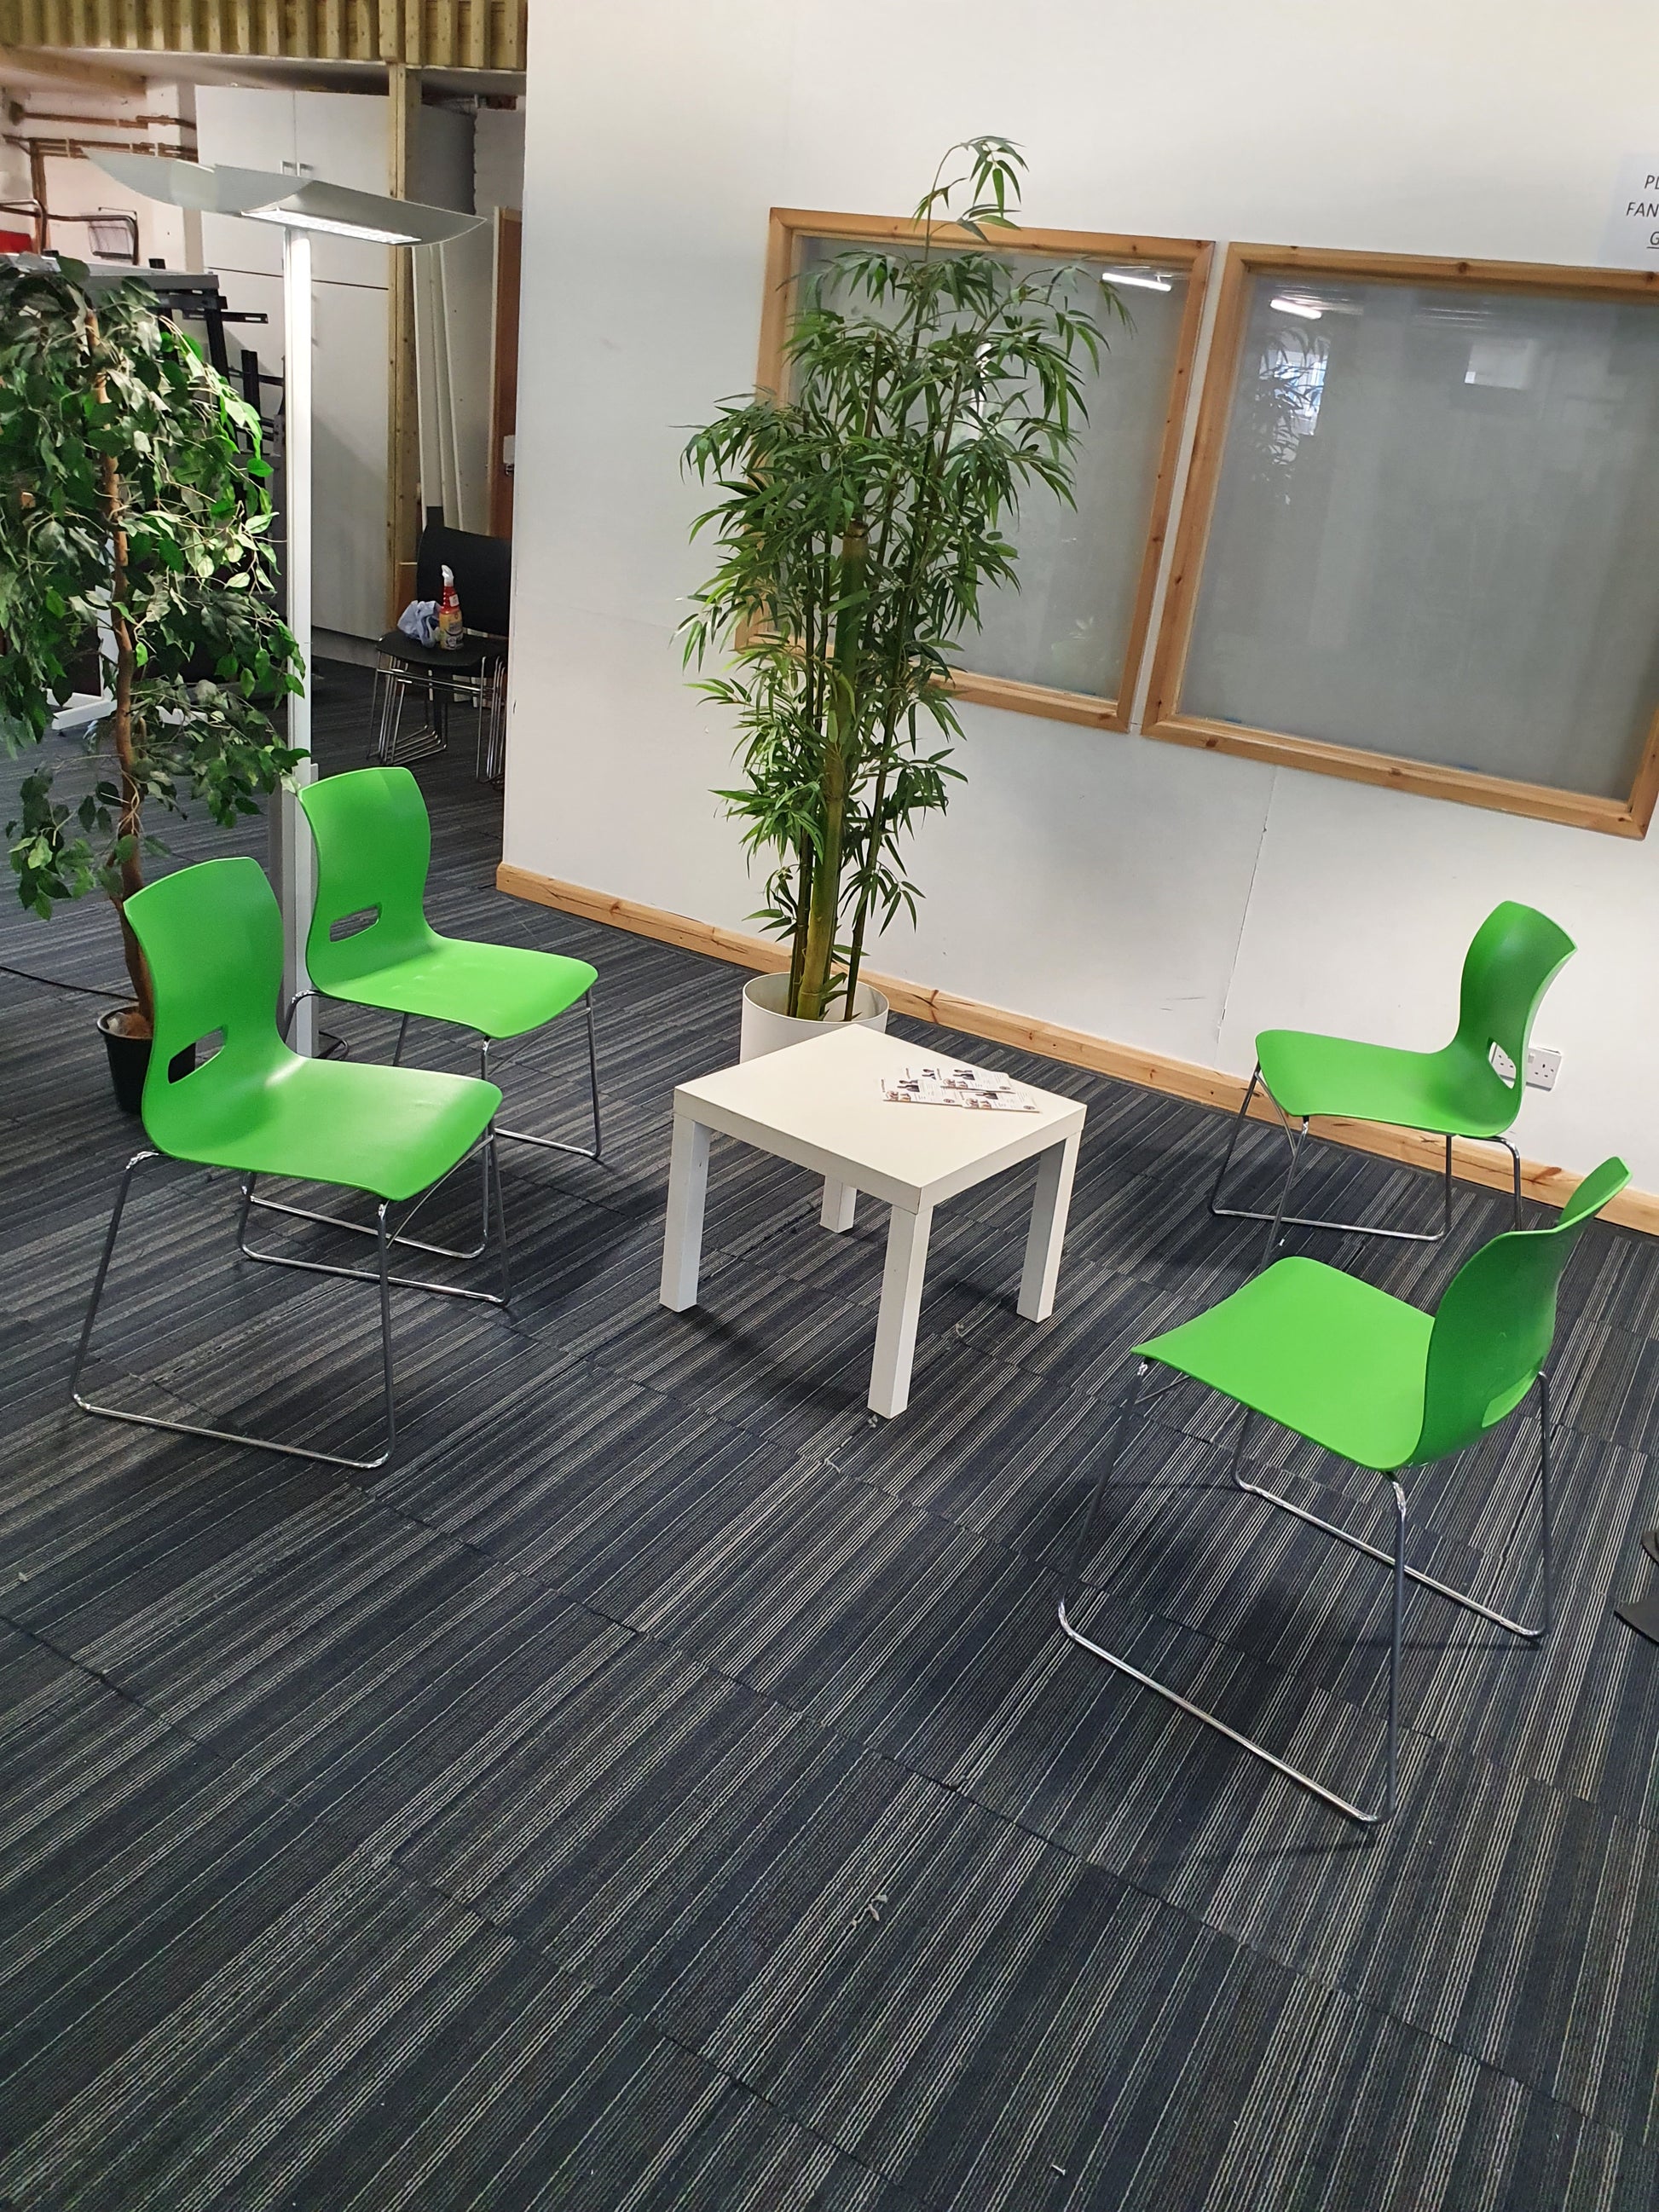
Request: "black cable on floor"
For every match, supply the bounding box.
[1,961,349,1059]
[0,959,129,1000]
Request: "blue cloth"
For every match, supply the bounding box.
[396,600,438,647]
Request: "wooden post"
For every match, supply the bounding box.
[486,205,519,537]
[385,55,420,624]
[27,139,49,250]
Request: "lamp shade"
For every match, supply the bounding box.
[90,153,485,246]
[90,152,277,214]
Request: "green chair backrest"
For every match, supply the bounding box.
[1412,1155,1629,1464]
[299,765,441,995]
[124,856,290,1151]
[1445,901,1575,1117]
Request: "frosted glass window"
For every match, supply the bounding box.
[968,269,1188,701]
[795,238,1193,707]
[1181,274,1659,803]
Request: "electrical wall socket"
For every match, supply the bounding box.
[1525,1047,1561,1091]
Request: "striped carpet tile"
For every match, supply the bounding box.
[2,663,1657,2209]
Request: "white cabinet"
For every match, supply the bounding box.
[295,91,396,288]
[198,86,287,280]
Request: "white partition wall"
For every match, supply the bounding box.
[196,87,391,641]
[502,0,1659,1193]
[415,104,492,534]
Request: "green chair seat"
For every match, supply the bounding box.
[1066,1154,1630,1824]
[1254,1028,1512,1140]
[297,767,602,1168]
[70,855,511,1473]
[1215,902,1576,1250]
[1136,1256,1432,1473]
[299,765,596,1041]
[315,934,595,1042]
[153,1052,500,1204]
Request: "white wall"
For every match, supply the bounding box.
[415,105,493,532]
[505,0,1659,1187]
[0,120,26,205]
[0,77,194,263]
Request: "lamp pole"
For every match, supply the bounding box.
[276,224,316,1054]
[86,155,483,1058]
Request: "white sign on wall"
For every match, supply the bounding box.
[1604,156,1659,269]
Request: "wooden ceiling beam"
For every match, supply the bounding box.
[0,4,525,70]
[0,43,152,94]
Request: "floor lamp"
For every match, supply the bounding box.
[90,153,483,1053]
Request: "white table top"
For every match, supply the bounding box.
[673,1023,1085,1211]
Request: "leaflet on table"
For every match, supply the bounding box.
[878,1063,1038,1112]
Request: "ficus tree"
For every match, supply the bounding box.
[0,257,303,1035]
[682,137,1121,1021]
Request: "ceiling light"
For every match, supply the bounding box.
[1104,269,1173,293]
[241,207,420,246]
[1270,294,1323,320]
[90,153,483,246]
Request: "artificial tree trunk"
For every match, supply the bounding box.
[98,432,153,1036]
[794,521,868,1020]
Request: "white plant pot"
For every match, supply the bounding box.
[739,968,890,1061]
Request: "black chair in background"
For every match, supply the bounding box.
[373,523,511,783]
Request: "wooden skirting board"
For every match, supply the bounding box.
[497,860,1659,1239]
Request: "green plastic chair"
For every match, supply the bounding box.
[1061,1154,1628,1824]
[297,765,600,1174]
[1211,902,1575,1254]
[70,856,509,1471]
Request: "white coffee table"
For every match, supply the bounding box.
[659,1023,1086,1417]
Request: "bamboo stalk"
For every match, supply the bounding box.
[796,518,868,1020]
[785,845,812,1011]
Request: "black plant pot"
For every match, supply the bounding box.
[97,1007,195,1117]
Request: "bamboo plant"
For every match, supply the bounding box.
[0,257,302,1036]
[683,138,1120,1020]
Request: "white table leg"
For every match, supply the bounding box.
[869,1201,934,1418]
[660,1113,711,1311]
[821,1177,857,1233]
[1018,1129,1080,1322]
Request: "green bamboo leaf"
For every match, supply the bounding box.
[683,141,1095,1001]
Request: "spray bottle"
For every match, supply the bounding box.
[436,563,464,650]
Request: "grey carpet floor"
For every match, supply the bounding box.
[2,664,1657,2211]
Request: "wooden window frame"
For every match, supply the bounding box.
[1145,242,1659,838]
[755,207,1214,734]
